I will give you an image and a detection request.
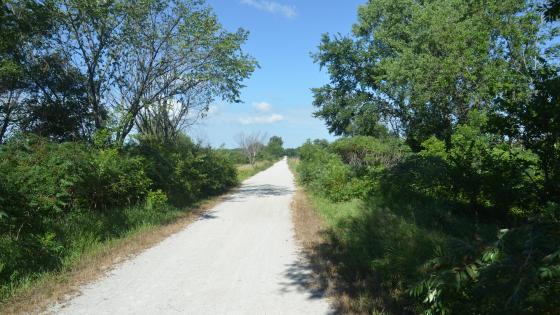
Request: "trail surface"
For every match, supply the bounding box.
[50,158,331,315]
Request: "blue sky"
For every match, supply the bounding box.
[190,0,365,148]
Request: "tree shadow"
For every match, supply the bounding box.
[289,211,417,315]
[196,211,218,221]
[278,250,337,314]
[223,184,294,202]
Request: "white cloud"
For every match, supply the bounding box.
[239,114,284,125]
[240,0,296,19]
[253,101,272,112]
[207,104,220,116]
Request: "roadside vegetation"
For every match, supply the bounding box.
[291,0,560,314]
[0,0,262,311]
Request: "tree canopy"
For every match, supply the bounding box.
[313,0,557,149]
[0,0,257,145]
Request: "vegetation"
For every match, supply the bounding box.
[293,0,560,314]
[234,134,287,181]
[0,0,256,307]
[0,134,239,304]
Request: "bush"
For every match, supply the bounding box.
[0,134,238,302]
[296,126,560,314]
[330,135,410,175]
[0,136,152,290]
[297,141,359,201]
[298,136,409,202]
[133,135,238,207]
[410,221,560,315]
[420,111,540,222]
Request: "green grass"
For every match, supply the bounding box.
[288,157,445,314]
[306,193,363,226]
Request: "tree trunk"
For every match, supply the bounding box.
[0,93,15,144]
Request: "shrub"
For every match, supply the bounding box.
[330,135,410,175]
[133,134,237,207]
[420,111,541,222]
[296,129,559,314]
[146,190,168,211]
[297,141,358,201]
[0,133,238,302]
[411,221,560,315]
[84,148,152,211]
[0,136,153,288]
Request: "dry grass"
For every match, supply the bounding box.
[0,195,229,315]
[291,185,360,314]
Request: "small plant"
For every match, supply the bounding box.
[146,190,168,211]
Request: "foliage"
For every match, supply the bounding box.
[382,111,541,223]
[110,0,257,143]
[305,0,560,314]
[263,135,284,159]
[295,129,559,314]
[19,54,93,141]
[218,147,247,164]
[313,0,554,149]
[0,0,55,143]
[0,0,252,307]
[1,0,256,145]
[544,0,560,21]
[132,134,237,207]
[0,134,238,302]
[330,135,410,175]
[410,222,560,315]
[490,67,560,207]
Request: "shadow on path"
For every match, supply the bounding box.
[224,184,294,202]
[278,251,336,314]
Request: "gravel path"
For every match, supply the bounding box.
[49,158,331,315]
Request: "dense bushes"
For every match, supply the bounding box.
[298,136,409,202]
[0,134,238,301]
[295,115,560,314]
[133,135,237,207]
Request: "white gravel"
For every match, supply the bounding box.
[48,158,332,315]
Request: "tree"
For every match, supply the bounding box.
[52,0,124,131]
[313,0,550,150]
[52,0,257,145]
[119,0,256,144]
[490,66,560,205]
[0,0,54,143]
[235,131,266,165]
[544,0,560,21]
[264,135,284,158]
[20,54,94,141]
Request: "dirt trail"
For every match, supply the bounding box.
[49,158,331,315]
